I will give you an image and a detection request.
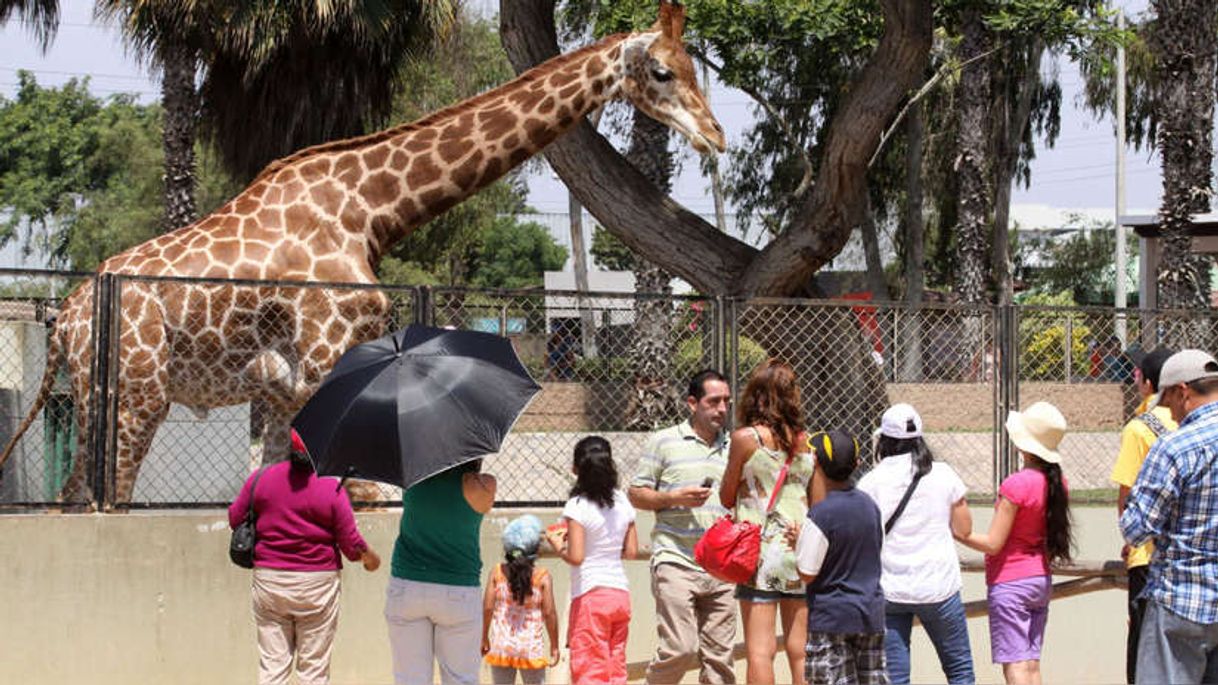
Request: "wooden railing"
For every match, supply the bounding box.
[541,547,1127,680]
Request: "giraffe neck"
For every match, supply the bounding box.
[310,31,649,267]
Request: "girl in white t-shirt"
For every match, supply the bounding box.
[545,436,638,685]
[857,404,975,684]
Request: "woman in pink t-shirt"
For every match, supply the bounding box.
[961,402,1074,685]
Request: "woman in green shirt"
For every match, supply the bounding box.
[385,459,497,685]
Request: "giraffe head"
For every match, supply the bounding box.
[618,1,725,154]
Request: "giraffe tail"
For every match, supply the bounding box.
[0,322,65,476]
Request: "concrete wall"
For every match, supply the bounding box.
[0,506,1127,684]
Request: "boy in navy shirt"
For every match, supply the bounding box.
[796,429,888,685]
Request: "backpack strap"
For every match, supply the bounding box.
[1138,411,1169,439]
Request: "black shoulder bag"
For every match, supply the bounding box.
[230,467,266,569]
[884,470,926,535]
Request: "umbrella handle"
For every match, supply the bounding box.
[337,466,358,492]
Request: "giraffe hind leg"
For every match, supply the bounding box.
[110,398,171,506]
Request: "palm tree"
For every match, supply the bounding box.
[6,0,455,233]
[196,1,456,183]
[0,0,57,48]
[623,110,682,431]
[1148,0,1217,312]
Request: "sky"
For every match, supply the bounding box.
[0,0,1167,269]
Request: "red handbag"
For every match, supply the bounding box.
[695,454,793,585]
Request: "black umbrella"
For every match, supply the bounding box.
[292,324,542,490]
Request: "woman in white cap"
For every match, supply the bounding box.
[961,401,1074,685]
[856,403,974,684]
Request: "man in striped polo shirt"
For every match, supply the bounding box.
[630,369,736,684]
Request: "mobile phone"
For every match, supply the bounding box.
[701,477,715,489]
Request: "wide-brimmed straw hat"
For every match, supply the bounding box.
[1005,401,1067,464]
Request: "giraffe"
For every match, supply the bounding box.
[0,0,724,506]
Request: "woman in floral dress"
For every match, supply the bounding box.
[721,359,814,685]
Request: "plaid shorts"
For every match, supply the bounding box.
[805,632,889,685]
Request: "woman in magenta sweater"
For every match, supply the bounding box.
[229,429,381,685]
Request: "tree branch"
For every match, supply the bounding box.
[689,48,815,197]
[741,0,935,295]
[869,45,1003,169]
[499,0,756,296]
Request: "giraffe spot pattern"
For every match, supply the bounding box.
[437,139,475,164]
[363,146,390,169]
[406,155,442,187]
[478,158,504,186]
[299,158,332,182]
[524,118,552,148]
[310,181,344,215]
[359,171,400,208]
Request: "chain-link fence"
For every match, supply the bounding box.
[0,268,1211,510]
[729,299,1001,499]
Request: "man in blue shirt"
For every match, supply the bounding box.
[1121,349,1218,684]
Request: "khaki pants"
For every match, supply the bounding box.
[645,563,737,684]
[252,568,341,685]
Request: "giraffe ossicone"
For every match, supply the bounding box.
[0,0,724,506]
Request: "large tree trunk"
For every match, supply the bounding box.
[499,0,933,297]
[900,104,926,382]
[992,41,1044,306]
[160,43,199,233]
[624,111,682,431]
[1150,0,1217,312]
[954,9,995,305]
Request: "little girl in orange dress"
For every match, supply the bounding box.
[482,515,559,684]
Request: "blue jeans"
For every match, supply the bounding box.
[883,593,974,684]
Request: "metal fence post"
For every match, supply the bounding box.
[994,303,1019,494]
[713,296,727,374]
[728,298,741,402]
[1064,316,1073,383]
[416,286,433,327]
[88,273,117,510]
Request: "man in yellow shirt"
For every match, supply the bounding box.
[1110,346,1177,684]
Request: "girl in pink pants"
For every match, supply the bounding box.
[545,436,638,685]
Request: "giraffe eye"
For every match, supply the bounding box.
[651,67,674,83]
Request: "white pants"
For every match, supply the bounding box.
[252,568,341,685]
[385,577,483,685]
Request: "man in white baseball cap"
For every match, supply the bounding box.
[1121,349,1218,683]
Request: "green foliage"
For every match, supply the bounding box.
[1078,16,1158,151]
[674,335,768,380]
[0,72,113,258]
[0,72,240,270]
[590,224,636,271]
[1016,290,1091,380]
[376,257,442,286]
[470,219,568,290]
[100,0,462,181]
[1014,219,1139,306]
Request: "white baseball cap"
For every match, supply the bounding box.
[880,403,923,439]
[1158,349,1218,390]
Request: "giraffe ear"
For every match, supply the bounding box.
[667,2,686,40]
[655,0,685,40]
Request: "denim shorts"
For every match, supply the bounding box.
[735,584,803,603]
